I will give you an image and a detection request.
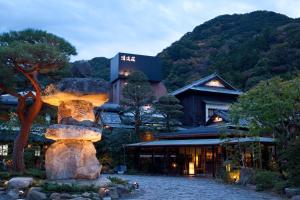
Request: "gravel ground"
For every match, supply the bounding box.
[111,175,282,200]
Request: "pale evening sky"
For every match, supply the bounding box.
[0,0,300,61]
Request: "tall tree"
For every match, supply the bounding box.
[230,77,300,149]
[121,70,154,138]
[230,76,300,174]
[155,95,183,132]
[0,29,76,172]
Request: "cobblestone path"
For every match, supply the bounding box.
[115,175,282,200]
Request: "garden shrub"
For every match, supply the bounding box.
[107,176,128,185]
[255,170,279,191]
[43,182,97,193]
[0,171,11,179]
[273,180,289,194]
[280,139,300,187]
[25,168,46,179]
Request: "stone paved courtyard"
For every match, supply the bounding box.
[113,175,282,200]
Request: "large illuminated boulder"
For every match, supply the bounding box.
[42,78,109,180]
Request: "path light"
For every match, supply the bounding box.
[228,170,240,183]
[132,181,139,189]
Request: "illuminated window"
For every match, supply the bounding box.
[35,146,41,157]
[0,145,8,156]
[213,116,223,122]
[205,80,225,87]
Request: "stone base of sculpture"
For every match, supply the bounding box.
[45,140,101,180]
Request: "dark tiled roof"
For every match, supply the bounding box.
[127,137,275,147]
[155,124,247,139]
[100,112,122,124]
[191,86,242,95]
[171,73,242,96]
[97,103,121,112]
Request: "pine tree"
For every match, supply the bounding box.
[121,70,154,138]
[0,29,76,172]
[155,95,183,132]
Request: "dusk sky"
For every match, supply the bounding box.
[1,0,300,61]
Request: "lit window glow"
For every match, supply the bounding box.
[205,80,225,87]
[213,116,223,122]
[35,146,41,157]
[0,145,8,156]
[189,162,195,175]
[206,151,213,160]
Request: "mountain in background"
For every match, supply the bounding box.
[158,11,300,91]
[77,11,300,91]
[71,57,110,80]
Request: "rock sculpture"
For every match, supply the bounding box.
[42,78,109,180]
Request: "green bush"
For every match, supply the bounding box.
[107,176,128,185]
[0,171,11,179]
[273,180,289,194]
[255,170,279,191]
[43,182,97,193]
[0,171,24,179]
[280,139,300,187]
[25,168,46,179]
[216,168,231,183]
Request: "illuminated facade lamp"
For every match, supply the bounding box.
[189,162,195,175]
[171,162,177,168]
[104,125,111,129]
[225,163,231,172]
[124,71,130,76]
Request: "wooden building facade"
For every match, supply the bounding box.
[126,74,276,177]
[171,73,242,126]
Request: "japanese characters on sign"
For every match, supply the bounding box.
[120,55,135,62]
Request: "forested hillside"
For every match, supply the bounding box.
[77,11,300,92]
[71,57,110,80]
[158,11,300,91]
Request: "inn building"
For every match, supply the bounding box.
[126,73,275,177]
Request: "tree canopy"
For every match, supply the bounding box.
[230,76,300,183]
[0,29,76,90]
[230,77,300,147]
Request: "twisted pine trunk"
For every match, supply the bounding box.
[12,68,42,173]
